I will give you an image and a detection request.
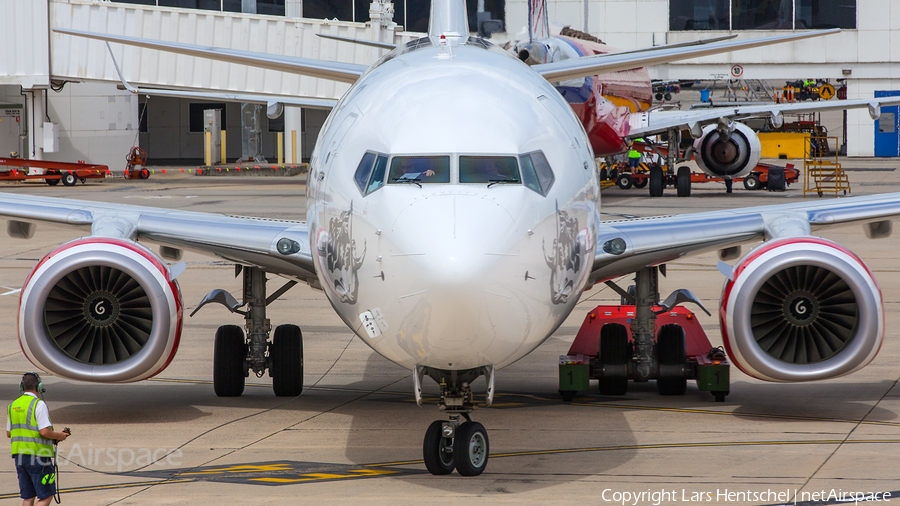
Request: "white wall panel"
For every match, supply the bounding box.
[49,0,421,102]
[0,0,50,88]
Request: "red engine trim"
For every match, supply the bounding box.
[719,237,883,378]
[18,237,183,379]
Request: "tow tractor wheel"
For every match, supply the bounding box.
[454,421,489,476]
[676,166,692,197]
[633,176,648,189]
[271,324,304,397]
[139,168,150,179]
[608,168,619,182]
[45,169,60,186]
[743,174,760,191]
[61,171,77,187]
[656,324,687,396]
[423,420,455,475]
[214,325,247,397]
[617,173,634,190]
[649,165,664,197]
[599,323,628,396]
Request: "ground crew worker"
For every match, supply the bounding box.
[628,140,643,169]
[7,372,68,506]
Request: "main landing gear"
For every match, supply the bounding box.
[566,266,728,400]
[417,366,494,476]
[192,265,302,397]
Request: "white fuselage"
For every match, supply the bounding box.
[307,38,599,372]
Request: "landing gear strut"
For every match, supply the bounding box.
[419,367,493,476]
[194,266,301,397]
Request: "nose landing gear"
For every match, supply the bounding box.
[419,367,493,476]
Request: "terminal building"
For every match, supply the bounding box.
[0,0,897,171]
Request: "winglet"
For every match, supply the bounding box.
[106,42,137,93]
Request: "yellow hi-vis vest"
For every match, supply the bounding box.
[8,395,54,457]
[628,139,643,159]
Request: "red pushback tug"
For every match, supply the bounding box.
[559,304,730,402]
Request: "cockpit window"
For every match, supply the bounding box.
[519,151,555,196]
[388,156,451,184]
[459,156,521,184]
[354,152,389,195]
[354,152,377,193]
[366,155,388,193]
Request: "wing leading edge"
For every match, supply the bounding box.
[591,193,900,284]
[535,29,840,83]
[0,193,316,284]
[627,97,900,139]
[55,28,368,84]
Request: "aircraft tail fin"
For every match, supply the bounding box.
[528,0,550,42]
[428,0,470,41]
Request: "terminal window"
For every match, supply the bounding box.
[670,0,855,30]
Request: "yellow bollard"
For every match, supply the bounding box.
[291,130,297,164]
[220,131,227,164]
[205,131,212,167]
[277,132,284,165]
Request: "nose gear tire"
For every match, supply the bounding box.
[454,421,489,476]
[423,420,455,475]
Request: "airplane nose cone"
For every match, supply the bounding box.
[384,193,527,368]
[390,194,517,285]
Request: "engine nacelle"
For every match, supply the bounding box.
[720,238,883,382]
[693,122,761,179]
[18,238,183,382]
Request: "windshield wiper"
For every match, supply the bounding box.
[487,178,518,188]
[391,177,422,188]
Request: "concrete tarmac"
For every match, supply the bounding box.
[0,163,898,505]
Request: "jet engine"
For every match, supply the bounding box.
[693,122,761,179]
[720,238,883,382]
[18,238,183,382]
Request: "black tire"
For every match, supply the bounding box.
[633,176,648,189]
[61,171,77,187]
[139,169,150,179]
[743,174,760,190]
[599,168,608,181]
[616,173,633,190]
[664,93,672,101]
[656,324,687,396]
[649,165,664,197]
[620,284,636,306]
[676,166,691,197]
[454,422,489,476]
[423,420,455,475]
[214,325,246,397]
[45,169,60,186]
[271,324,304,397]
[599,323,628,396]
[713,391,728,402]
[560,390,576,402]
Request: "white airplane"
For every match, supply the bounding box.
[2,0,900,477]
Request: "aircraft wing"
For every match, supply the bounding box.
[590,193,900,284]
[0,193,316,284]
[626,97,900,139]
[534,29,839,82]
[54,28,368,84]
[118,86,337,111]
[606,34,738,57]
